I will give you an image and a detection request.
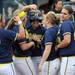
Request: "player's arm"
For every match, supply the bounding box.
[39,44,52,71]
[56,34,71,49]
[13,16,25,39]
[19,41,35,51]
[21,4,37,12]
[56,21,72,49]
[40,44,52,64]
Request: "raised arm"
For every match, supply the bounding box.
[13,16,25,39]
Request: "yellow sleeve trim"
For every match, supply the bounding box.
[45,42,53,45]
[14,33,18,41]
[63,32,71,36]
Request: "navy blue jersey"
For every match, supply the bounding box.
[59,20,75,56]
[43,25,59,61]
[25,21,31,29]
[12,25,32,57]
[0,29,17,63]
[27,25,45,57]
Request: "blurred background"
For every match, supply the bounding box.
[0,0,75,26]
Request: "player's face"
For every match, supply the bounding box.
[60,8,71,21]
[31,20,40,28]
[55,1,62,10]
[43,14,53,29]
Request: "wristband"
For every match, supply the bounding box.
[18,21,22,25]
[31,42,35,46]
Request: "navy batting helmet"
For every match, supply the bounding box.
[28,9,43,22]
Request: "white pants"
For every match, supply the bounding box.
[0,62,16,75]
[13,56,36,75]
[32,56,41,75]
[41,58,60,75]
[59,56,75,75]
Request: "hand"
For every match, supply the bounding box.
[30,41,35,47]
[29,4,37,10]
[13,16,21,22]
[38,63,43,72]
[31,40,37,47]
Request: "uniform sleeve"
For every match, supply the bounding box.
[62,21,72,36]
[11,25,20,41]
[16,38,27,44]
[44,29,56,45]
[12,25,19,33]
[4,29,17,41]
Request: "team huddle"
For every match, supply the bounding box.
[0,0,75,75]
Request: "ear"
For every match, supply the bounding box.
[69,14,73,20]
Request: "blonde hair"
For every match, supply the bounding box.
[46,11,58,25]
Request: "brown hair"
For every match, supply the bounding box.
[63,5,74,15]
[52,0,63,9]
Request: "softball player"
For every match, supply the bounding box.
[0,16,25,75]
[12,25,36,75]
[11,6,37,75]
[27,24,45,75]
[6,4,37,75]
[13,4,37,75]
[27,9,45,75]
[56,5,75,75]
[39,11,60,75]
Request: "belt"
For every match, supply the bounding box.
[0,62,13,68]
[61,56,75,58]
[13,55,31,59]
